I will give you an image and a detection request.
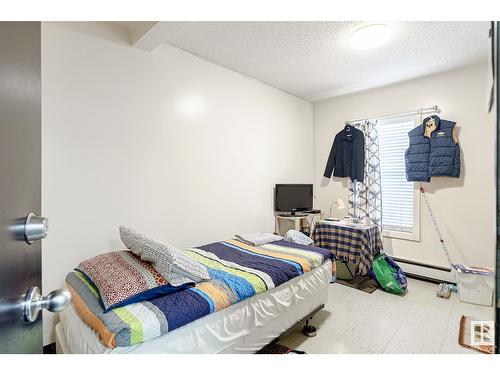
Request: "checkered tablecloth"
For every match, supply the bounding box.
[312,221,383,275]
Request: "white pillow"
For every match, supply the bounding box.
[119,225,210,286]
[284,229,313,246]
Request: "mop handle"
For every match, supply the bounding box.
[419,185,454,268]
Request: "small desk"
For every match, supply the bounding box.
[312,220,382,276]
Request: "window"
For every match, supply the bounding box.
[377,116,420,241]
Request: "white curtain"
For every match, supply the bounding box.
[348,120,382,227]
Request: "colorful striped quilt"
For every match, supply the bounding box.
[65,239,333,348]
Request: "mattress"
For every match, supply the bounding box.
[65,239,333,348]
[57,259,331,354]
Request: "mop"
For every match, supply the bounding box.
[419,185,493,299]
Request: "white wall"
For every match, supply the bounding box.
[314,65,495,272]
[41,22,313,344]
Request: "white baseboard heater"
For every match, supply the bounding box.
[392,257,455,284]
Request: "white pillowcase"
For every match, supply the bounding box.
[284,229,313,246]
[119,225,210,286]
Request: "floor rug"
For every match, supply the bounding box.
[257,344,306,354]
[336,275,378,294]
[458,315,494,354]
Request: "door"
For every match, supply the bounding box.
[0,22,69,354]
[495,21,499,355]
[0,21,43,354]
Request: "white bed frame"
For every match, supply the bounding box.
[56,260,331,354]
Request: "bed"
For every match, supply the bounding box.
[56,238,333,354]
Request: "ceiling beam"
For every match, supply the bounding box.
[131,21,188,52]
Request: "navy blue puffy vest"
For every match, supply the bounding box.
[405,116,460,182]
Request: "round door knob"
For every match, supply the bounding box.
[24,286,71,323]
[24,213,49,243]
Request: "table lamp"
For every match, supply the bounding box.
[329,198,346,218]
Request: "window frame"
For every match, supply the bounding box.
[376,115,421,242]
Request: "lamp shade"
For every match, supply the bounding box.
[335,198,346,210]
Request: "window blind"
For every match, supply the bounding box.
[377,117,416,233]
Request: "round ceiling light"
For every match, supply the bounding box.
[349,24,392,50]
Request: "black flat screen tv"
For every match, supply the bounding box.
[274,184,313,213]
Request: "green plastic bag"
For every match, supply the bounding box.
[371,253,407,295]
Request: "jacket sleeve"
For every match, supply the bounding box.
[355,131,365,182]
[323,135,339,178]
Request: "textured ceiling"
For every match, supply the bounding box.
[123,22,490,101]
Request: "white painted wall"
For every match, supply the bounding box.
[314,65,495,271]
[41,22,313,344]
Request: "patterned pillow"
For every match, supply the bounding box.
[284,229,313,245]
[76,251,189,311]
[119,226,210,286]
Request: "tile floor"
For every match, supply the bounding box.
[278,277,495,354]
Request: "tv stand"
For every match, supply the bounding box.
[274,212,322,236]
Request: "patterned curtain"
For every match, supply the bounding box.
[348,120,382,228]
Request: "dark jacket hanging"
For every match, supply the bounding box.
[323,126,365,182]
